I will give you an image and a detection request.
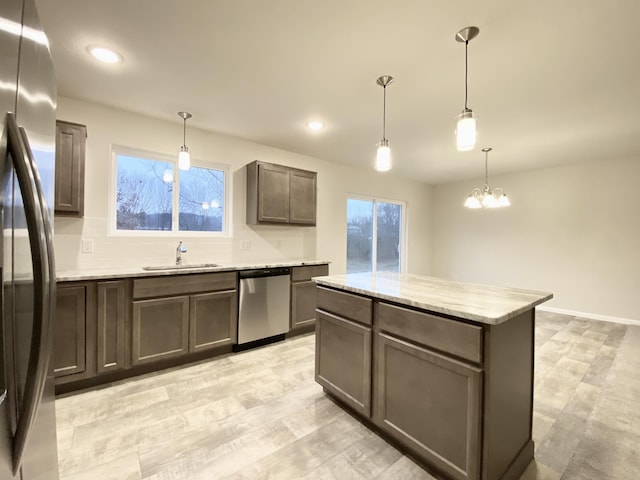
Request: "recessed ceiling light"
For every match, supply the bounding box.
[306,121,325,131]
[87,46,123,64]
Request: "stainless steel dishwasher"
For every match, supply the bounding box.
[236,267,291,350]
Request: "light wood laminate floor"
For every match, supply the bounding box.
[55,311,640,479]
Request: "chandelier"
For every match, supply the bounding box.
[464,147,510,209]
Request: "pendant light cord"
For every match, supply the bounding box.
[382,85,387,140]
[484,150,490,188]
[183,118,187,146]
[464,40,469,110]
[485,156,488,186]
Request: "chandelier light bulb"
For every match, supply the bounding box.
[464,195,482,209]
[498,193,511,207]
[482,192,499,208]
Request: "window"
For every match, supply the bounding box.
[347,196,404,273]
[112,147,227,234]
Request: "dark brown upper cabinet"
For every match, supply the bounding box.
[55,120,87,217]
[246,160,317,226]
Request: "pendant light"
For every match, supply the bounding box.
[178,111,192,170]
[464,147,510,209]
[455,26,479,152]
[375,75,393,172]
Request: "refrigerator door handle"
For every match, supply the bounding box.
[5,113,55,475]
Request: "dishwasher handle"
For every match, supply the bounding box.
[238,267,290,279]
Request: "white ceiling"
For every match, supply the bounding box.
[34,0,640,185]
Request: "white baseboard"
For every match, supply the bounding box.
[538,306,640,327]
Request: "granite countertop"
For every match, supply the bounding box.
[313,272,553,325]
[57,260,330,282]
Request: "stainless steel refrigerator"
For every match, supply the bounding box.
[1,0,59,478]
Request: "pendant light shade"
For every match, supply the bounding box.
[376,139,391,172]
[464,147,510,209]
[455,26,479,152]
[456,109,477,151]
[375,75,393,172]
[178,111,192,170]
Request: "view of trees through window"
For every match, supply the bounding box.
[115,153,225,232]
[347,197,403,273]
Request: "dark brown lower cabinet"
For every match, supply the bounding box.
[291,281,318,330]
[374,333,482,480]
[132,296,189,365]
[53,285,87,377]
[315,310,372,417]
[97,280,128,373]
[189,290,237,352]
[290,264,329,333]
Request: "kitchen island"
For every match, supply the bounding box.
[313,272,552,480]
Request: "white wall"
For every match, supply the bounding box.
[431,157,640,322]
[54,96,432,276]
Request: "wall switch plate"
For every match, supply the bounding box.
[240,240,251,251]
[81,239,94,253]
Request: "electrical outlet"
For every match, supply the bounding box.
[240,240,251,251]
[81,239,94,253]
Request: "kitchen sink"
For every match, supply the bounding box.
[142,263,220,271]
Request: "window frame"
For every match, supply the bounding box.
[346,194,407,274]
[109,144,231,237]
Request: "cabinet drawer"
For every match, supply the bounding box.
[291,264,328,282]
[133,272,237,299]
[377,302,483,364]
[316,286,372,326]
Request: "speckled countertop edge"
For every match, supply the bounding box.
[57,260,331,282]
[313,272,553,325]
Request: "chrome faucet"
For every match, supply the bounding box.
[176,241,187,265]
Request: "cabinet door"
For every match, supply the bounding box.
[257,162,290,223]
[54,120,86,216]
[97,280,127,373]
[291,281,317,330]
[132,296,189,365]
[54,286,86,377]
[375,333,482,480]
[289,169,316,225]
[315,310,372,417]
[189,290,237,352]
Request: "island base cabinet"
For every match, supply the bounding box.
[315,310,371,417]
[374,333,482,480]
[132,296,189,365]
[189,290,237,352]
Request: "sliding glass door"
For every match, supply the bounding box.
[347,197,404,274]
